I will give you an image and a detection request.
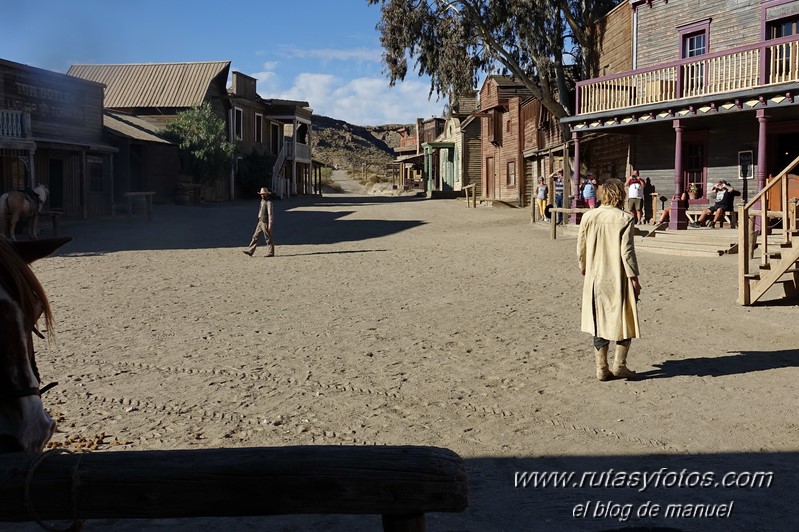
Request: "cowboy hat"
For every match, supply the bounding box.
[257,187,271,195]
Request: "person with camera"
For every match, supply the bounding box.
[689,179,741,228]
[625,170,645,223]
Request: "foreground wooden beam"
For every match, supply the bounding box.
[0,445,467,529]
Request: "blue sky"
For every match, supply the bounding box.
[2,0,445,126]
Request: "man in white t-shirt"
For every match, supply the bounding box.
[625,170,645,224]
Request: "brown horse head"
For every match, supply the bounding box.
[0,236,70,453]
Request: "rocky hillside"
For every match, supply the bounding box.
[311,115,410,177]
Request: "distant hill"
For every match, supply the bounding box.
[311,114,411,176]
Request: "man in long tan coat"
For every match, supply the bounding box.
[577,178,641,381]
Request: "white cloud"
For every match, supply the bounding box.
[277,45,381,63]
[258,73,444,126]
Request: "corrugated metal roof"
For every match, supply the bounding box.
[67,61,230,109]
[103,111,172,144]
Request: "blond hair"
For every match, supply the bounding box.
[600,178,626,209]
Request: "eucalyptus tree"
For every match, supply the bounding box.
[367,0,620,124]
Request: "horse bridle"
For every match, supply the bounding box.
[0,326,58,402]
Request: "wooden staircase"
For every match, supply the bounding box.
[635,225,739,257]
[271,141,289,198]
[738,157,799,305]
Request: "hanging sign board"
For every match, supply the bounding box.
[738,150,753,180]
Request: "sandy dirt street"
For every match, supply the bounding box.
[9,171,799,531]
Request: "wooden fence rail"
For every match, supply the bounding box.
[463,184,476,208]
[0,445,468,531]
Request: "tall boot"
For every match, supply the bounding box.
[612,342,636,378]
[594,346,612,381]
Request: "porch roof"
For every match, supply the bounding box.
[395,153,424,163]
[104,111,173,144]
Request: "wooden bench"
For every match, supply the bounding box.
[686,208,738,228]
[0,445,467,531]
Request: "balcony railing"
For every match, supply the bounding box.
[577,34,799,115]
[0,110,31,139]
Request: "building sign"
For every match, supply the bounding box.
[738,150,753,180]
[2,72,84,126]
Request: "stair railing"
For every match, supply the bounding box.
[738,153,799,304]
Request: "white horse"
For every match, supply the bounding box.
[0,184,49,241]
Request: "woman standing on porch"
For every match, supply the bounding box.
[577,178,641,381]
[535,177,549,222]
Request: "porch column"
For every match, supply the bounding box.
[755,110,769,232]
[669,119,688,230]
[570,132,582,224]
[28,149,36,189]
[756,110,768,194]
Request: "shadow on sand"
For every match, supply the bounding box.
[637,348,799,379]
[44,195,426,255]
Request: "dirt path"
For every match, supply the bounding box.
[11,179,799,531]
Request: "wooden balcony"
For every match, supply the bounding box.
[0,110,31,139]
[577,35,799,116]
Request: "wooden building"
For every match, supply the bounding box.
[563,0,799,230]
[228,71,316,197]
[103,110,180,205]
[0,57,115,219]
[68,63,316,202]
[477,76,533,205]
[392,120,425,190]
[421,92,481,194]
[69,61,231,203]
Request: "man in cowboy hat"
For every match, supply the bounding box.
[243,187,275,257]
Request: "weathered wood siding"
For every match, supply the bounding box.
[480,97,523,203]
[0,59,105,145]
[636,0,764,70]
[522,99,541,152]
[583,134,630,182]
[462,119,482,196]
[595,1,633,77]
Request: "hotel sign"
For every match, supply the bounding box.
[2,71,84,126]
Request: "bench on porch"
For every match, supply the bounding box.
[686,207,738,228]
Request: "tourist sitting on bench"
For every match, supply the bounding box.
[689,180,741,228]
[657,191,689,224]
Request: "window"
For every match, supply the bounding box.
[488,109,502,145]
[506,119,512,133]
[271,123,281,154]
[683,32,706,58]
[234,107,243,140]
[255,113,263,144]
[766,8,799,80]
[765,0,799,39]
[679,20,710,96]
[769,17,799,38]
[507,160,516,186]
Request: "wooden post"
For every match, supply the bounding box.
[738,204,750,305]
[0,446,467,529]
